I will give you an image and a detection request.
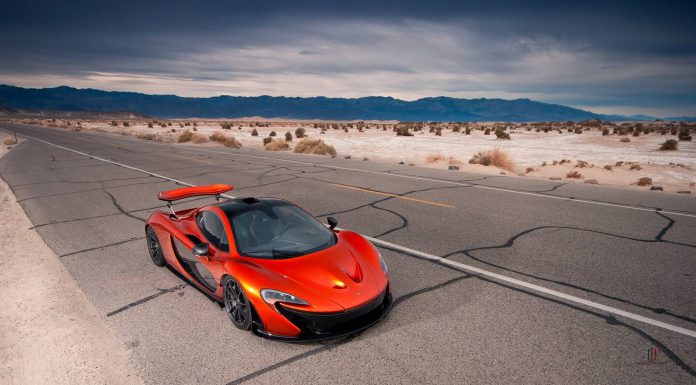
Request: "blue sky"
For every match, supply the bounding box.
[1,1,695,116]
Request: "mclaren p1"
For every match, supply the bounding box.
[145,183,391,340]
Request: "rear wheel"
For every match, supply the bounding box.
[223,276,252,330]
[146,226,166,266]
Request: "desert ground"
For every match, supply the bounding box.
[5,117,695,193]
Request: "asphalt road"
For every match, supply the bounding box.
[1,122,695,385]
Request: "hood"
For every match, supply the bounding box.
[255,235,383,311]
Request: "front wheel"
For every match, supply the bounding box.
[223,276,252,330]
[146,226,166,266]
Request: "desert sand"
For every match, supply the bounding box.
[8,118,696,193]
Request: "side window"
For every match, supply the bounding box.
[197,211,229,252]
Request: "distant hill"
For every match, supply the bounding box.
[0,106,149,120]
[0,84,690,122]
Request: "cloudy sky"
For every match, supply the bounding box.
[1,1,695,116]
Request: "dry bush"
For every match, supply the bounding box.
[264,139,290,151]
[426,153,445,163]
[575,160,589,168]
[465,127,471,135]
[495,128,511,139]
[148,123,153,128]
[269,131,277,137]
[209,132,241,148]
[659,139,678,151]
[678,128,692,141]
[619,137,631,143]
[177,130,194,143]
[636,177,653,186]
[3,137,17,145]
[262,137,273,146]
[574,127,583,134]
[295,127,306,138]
[525,167,535,174]
[251,129,258,136]
[191,133,208,144]
[136,133,155,141]
[285,131,293,141]
[630,164,642,171]
[604,165,613,171]
[602,128,609,136]
[293,139,336,156]
[468,148,515,171]
[395,126,413,136]
[566,170,582,179]
[484,128,491,135]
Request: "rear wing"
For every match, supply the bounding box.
[158,184,233,217]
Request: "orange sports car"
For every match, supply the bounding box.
[145,184,391,340]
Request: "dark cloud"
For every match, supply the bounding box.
[1,0,695,115]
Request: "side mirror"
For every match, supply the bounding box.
[327,216,338,230]
[192,243,210,257]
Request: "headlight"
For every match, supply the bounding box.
[260,289,309,306]
[378,251,388,275]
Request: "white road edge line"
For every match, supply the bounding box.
[77,128,696,219]
[18,133,696,339]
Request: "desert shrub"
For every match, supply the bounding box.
[167,122,172,126]
[632,130,640,137]
[148,123,153,128]
[670,127,678,135]
[221,122,232,130]
[495,128,510,139]
[678,128,692,141]
[465,127,471,135]
[293,139,336,156]
[566,170,582,179]
[264,139,290,151]
[177,130,194,143]
[525,167,535,174]
[636,177,653,186]
[269,131,276,137]
[295,127,306,138]
[659,139,678,151]
[262,137,273,146]
[209,132,242,148]
[604,165,613,171]
[574,127,582,134]
[171,128,176,133]
[602,128,609,136]
[484,128,491,135]
[575,160,589,168]
[630,164,642,171]
[468,148,515,171]
[435,127,442,136]
[191,133,208,144]
[615,161,624,166]
[3,137,17,145]
[160,123,167,128]
[111,121,118,126]
[619,137,631,143]
[395,126,413,136]
[136,133,155,140]
[285,131,293,141]
[426,153,445,163]
[251,128,259,136]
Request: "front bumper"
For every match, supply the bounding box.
[252,287,392,342]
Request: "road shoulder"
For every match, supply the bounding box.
[0,140,144,385]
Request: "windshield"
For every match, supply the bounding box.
[224,200,336,258]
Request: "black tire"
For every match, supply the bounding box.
[222,276,252,331]
[146,226,166,266]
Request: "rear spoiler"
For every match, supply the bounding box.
[158,184,233,217]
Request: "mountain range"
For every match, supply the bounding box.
[0,85,692,122]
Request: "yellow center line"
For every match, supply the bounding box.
[174,155,214,164]
[331,183,454,208]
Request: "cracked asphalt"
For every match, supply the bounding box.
[1,122,695,385]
